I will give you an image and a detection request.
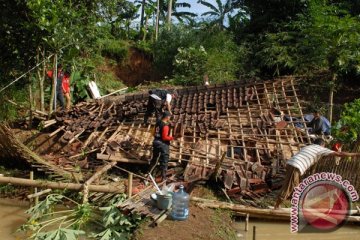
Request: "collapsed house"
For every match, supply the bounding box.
[0,77,315,218]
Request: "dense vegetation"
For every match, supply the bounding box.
[0,0,360,121]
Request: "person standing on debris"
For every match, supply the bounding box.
[62,69,71,110]
[274,138,360,209]
[150,111,174,180]
[308,110,328,135]
[143,89,177,124]
[47,64,65,110]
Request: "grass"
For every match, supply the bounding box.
[211,209,237,240]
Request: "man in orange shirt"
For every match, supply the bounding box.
[151,111,175,180]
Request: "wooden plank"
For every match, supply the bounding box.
[97,153,148,164]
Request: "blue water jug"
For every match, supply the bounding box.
[171,185,189,220]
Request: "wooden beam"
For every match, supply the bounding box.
[97,153,148,164]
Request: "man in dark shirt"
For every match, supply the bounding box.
[144,89,177,124]
[308,111,325,135]
[150,111,174,180]
[47,64,65,109]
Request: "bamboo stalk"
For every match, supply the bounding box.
[83,160,118,203]
[0,176,123,193]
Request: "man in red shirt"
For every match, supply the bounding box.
[62,70,71,110]
[47,64,65,110]
[151,111,174,180]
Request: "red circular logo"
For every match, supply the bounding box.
[301,182,350,231]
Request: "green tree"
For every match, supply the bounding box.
[173,45,208,85]
[334,99,360,148]
[199,0,235,30]
[296,1,360,123]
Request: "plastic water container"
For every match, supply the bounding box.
[171,185,189,220]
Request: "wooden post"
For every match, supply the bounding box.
[253,226,256,240]
[128,173,133,198]
[245,213,249,231]
[30,171,39,205]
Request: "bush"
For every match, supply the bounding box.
[153,26,199,78]
[173,46,208,85]
[98,38,129,61]
[334,98,360,143]
[202,31,239,83]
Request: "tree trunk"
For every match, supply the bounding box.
[155,0,160,40]
[49,54,57,114]
[28,82,33,129]
[167,0,173,30]
[143,15,149,41]
[328,73,336,124]
[38,48,46,112]
[140,0,146,33]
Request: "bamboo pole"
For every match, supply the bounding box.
[0,176,123,194]
[245,213,249,231]
[128,173,133,198]
[191,197,360,223]
[27,189,52,199]
[83,160,118,203]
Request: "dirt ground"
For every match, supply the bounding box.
[133,204,237,240]
[132,186,237,240]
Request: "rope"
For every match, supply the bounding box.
[0,43,73,94]
[0,54,54,94]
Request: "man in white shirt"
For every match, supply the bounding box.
[274,138,359,209]
[144,89,177,124]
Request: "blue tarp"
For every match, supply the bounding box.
[304,114,331,134]
[284,114,331,134]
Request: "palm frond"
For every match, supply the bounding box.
[173,11,198,17]
[199,0,219,13]
[216,0,223,14]
[175,2,191,8]
[201,11,220,17]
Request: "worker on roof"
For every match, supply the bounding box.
[150,111,175,181]
[143,89,178,125]
[274,138,360,209]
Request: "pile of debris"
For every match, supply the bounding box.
[1,77,315,217]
